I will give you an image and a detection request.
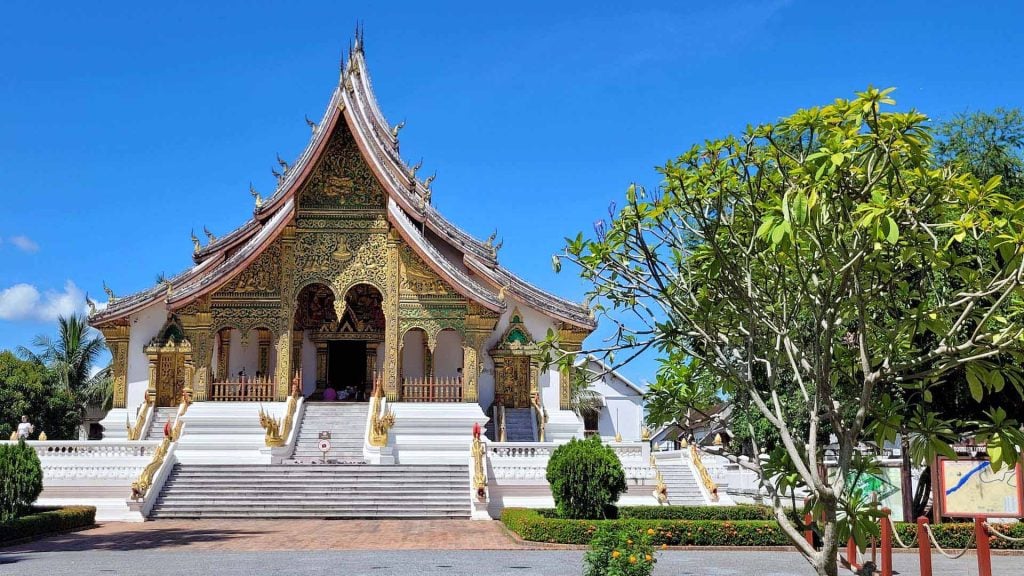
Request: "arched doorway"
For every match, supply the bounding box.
[294,282,384,400]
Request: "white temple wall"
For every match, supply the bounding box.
[401,329,425,378]
[125,303,167,410]
[585,358,645,442]
[434,329,463,378]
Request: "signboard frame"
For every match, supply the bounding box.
[936,457,1024,519]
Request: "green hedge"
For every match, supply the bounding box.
[502,508,1024,550]
[0,506,96,544]
[536,505,776,521]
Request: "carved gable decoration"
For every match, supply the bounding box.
[218,240,282,296]
[491,307,538,355]
[298,123,386,210]
[399,245,450,296]
[145,315,191,352]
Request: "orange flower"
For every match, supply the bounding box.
[661,544,668,550]
[647,528,655,536]
[629,555,637,564]
[627,539,634,545]
[645,554,653,561]
[612,550,621,558]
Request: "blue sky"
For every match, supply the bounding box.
[1,1,1022,385]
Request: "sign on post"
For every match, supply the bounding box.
[318,438,331,463]
[937,458,1024,518]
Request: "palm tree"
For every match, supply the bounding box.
[569,365,604,420]
[18,314,111,439]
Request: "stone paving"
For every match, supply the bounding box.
[2,520,530,552]
[1,521,1021,575]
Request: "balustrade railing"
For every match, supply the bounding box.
[209,377,276,401]
[401,376,463,402]
[690,444,719,502]
[6,441,161,459]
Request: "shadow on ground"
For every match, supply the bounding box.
[2,526,267,553]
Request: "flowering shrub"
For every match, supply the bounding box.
[584,526,656,576]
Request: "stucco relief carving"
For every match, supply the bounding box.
[298,123,386,210]
[218,241,282,295]
[400,245,450,296]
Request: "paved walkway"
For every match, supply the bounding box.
[2,521,1021,575]
[2,520,530,552]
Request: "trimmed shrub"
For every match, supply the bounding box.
[0,506,96,543]
[0,440,44,523]
[501,508,1024,550]
[546,436,627,519]
[617,505,775,521]
[585,526,656,576]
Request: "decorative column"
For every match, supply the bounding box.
[557,323,588,410]
[423,338,433,378]
[145,350,160,405]
[383,230,402,400]
[217,330,231,382]
[366,342,378,392]
[181,296,212,401]
[291,330,303,376]
[274,225,296,401]
[257,329,272,376]
[315,342,329,393]
[464,306,499,404]
[99,322,130,408]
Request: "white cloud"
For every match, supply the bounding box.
[9,235,39,253]
[0,280,86,322]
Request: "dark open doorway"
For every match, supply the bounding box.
[328,340,367,400]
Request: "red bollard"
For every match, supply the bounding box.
[880,507,893,576]
[916,517,932,576]
[974,518,992,576]
[804,512,814,548]
[847,536,859,570]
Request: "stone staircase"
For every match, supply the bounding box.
[289,402,368,463]
[149,464,471,519]
[658,460,707,505]
[503,408,535,442]
[145,407,180,440]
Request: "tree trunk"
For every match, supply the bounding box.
[900,434,914,522]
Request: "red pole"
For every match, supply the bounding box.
[880,507,892,576]
[974,517,992,576]
[804,512,814,548]
[847,537,858,570]
[916,516,932,576]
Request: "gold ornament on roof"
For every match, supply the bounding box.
[391,119,405,138]
[424,172,436,190]
[409,158,423,178]
[484,230,497,249]
[102,281,117,302]
[276,153,290,172]
[305,115,318,133]
[85,293,97,316]
[250,182,263,208]
[272,166,284,183]
[191,230,201,254]
[203,226,217,243]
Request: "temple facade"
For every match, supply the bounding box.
[88,36,623,443]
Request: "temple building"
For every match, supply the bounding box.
[88,34,641,450]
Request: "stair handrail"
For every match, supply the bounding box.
[129,415,183,501]
[259,374,303,448]
[126,397,154,441]
[497,404,507,443]
[471,423,488,502]
[368,374,395,447]
[530,392,547,442]
[689,443,719,503]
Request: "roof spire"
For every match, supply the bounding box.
[354,21,364,54]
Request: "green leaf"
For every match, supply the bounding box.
[884,216,899,244]
[967,369,984,402]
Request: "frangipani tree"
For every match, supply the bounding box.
[551,88,1024,576]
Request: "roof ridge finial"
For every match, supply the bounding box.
[391,119,405,138]
[250,182,263,209]
[305,115,318,133]
[85,293,97,316]
[424,171,436,189]
[102,281,117,302]
[276,153,290,172]
[204,226,217,243]
[353,21,364,54]
[408,158,423,179]
[191,229,201,254]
